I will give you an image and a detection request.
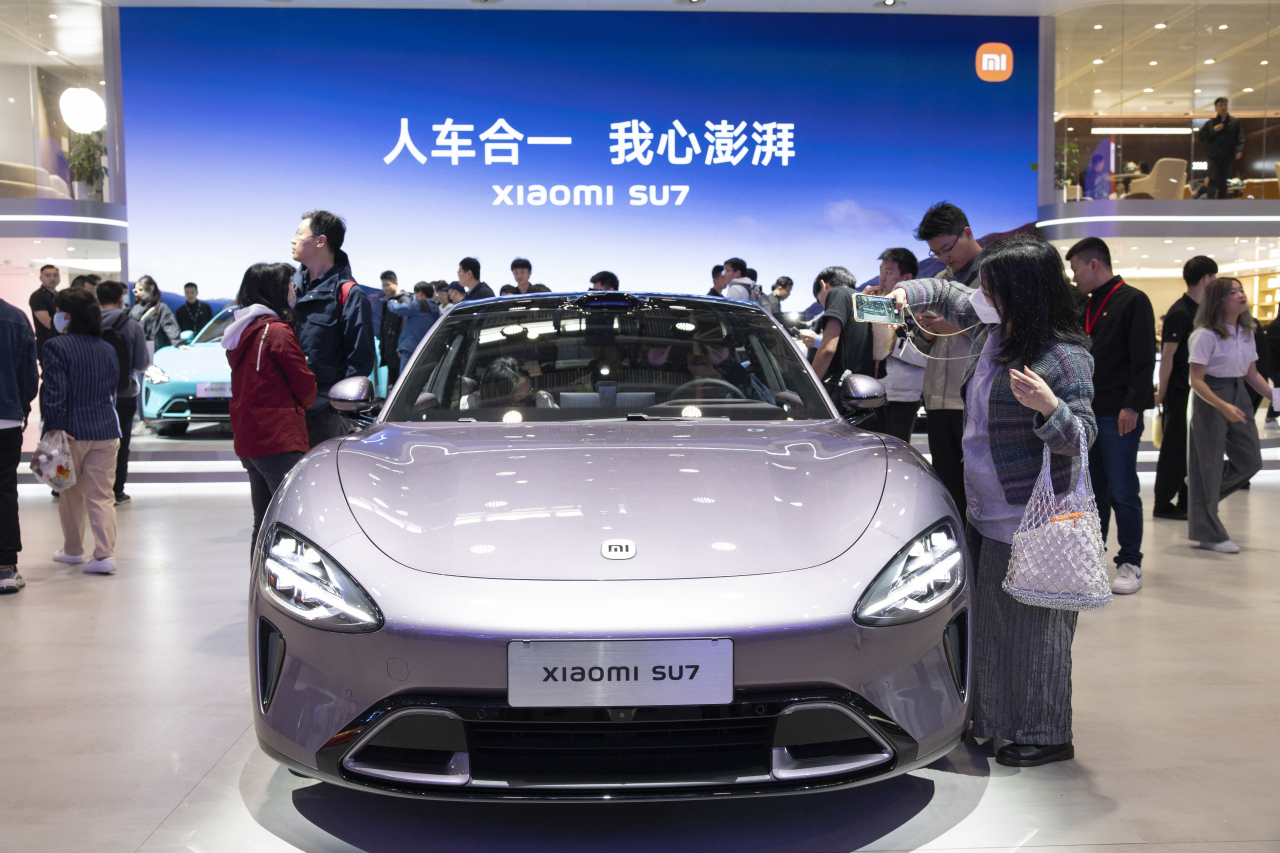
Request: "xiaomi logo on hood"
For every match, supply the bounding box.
[976,43,1013,82]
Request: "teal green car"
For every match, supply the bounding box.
[142,305,388,436]
[141,306,237,436]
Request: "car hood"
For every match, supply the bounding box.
[336,421,887,580]
[152,342,230,384]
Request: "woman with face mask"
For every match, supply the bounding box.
[41,287,123,575]
[887,234,1097,769]
[222,263,317,553]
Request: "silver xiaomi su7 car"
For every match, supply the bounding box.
[249,291,971,800]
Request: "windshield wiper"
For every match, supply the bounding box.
[623,413,730,421]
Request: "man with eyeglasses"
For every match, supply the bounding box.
[907,201,982,518]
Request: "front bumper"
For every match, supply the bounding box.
[259,688,963,801]
[142,384,230,422]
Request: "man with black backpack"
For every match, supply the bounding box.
[97,280,151,505]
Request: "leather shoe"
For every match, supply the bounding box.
[995,742,1074,767]
[1152,504,1188,520]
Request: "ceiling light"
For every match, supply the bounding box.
[1131,246,1139,250]
[1093,59,1104,65]
[1263,61,1270,66]
[1095,88,1102,93]
[1194,88,1202,93]
[1067,127,1075,131]
[1094,24,1102,29]
[1154,23,1167,29]
[1141,255,1150,259]
[1244,88,1255,92]
[49,13,57,18]
[1164,239,1173,243]
[1144,88,1154,93]
[1187,247,1195,250]
[58,88,107,133]
[1149,61,1158,66]
[98,80,105,86]
[1091,127,1192,135]
[32,240,41,244]
[1218,24,1228,29]
[1204,59,1215,65]
[67,247,75,251]
[47,50,57,56]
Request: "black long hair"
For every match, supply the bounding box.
[235,262,295,322]
[978,233,1087,367]
[55,286,102,336]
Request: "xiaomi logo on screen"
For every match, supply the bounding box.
[976,43,1013,82]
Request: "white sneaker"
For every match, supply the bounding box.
[0,567,24,594]
[1112,563,1142,594]
[1198,540,1240,554]
[84,557,116,575]
[52,550,84,565]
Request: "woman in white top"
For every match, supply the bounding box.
[1187,278,1279,552]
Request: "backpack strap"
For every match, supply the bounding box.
[112,312,130,332]
[338,281,358,307]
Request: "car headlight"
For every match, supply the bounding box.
[856,521,964,626]
[144,365,169,384]
[257,524,382,633]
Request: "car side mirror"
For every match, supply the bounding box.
[329,376,376,412]
[840,374,886,425]
[179,330,194,344]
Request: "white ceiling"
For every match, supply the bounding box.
[106,0,1265,14]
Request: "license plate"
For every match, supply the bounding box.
[196,382,231,398]
[507,639,733,708]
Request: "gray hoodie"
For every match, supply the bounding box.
[100,307,152,397]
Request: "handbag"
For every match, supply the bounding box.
[1003,432,1111,611]
[30,430,77,492]
[1151,405,1164,450]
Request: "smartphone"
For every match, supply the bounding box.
[853,293,906,325]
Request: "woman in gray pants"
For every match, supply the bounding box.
[1187,278,1278,553]
[889,234,1097,768]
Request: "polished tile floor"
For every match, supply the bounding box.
[2,471,1278,853]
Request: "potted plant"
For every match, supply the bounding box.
[68,130,107,201]
[1054,141,1081,190]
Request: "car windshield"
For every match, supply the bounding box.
[383,294,834,423]
[194,306,237,344]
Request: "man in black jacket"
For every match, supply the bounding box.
[1067,237,1156,596]
[291,210,377,447]
[379,271,408,387]
[1153,256,1216,519]
[175,283,213,336]
[458,258,495,301]
[1198,97,1244,200]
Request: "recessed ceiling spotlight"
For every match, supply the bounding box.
[1218,24,1228,29]
[1094,24,1102,29]
[1149,61,1158,66]
[1244,87,1255,93]
[1154,23,1167,29]
[1204,59,1215,65]
[1263,61,1270,66]
[1093,59,1104,65]
[99,80,105,85]
[1144,88,1154,92]
[1164,239,1173,243]
[1094,88,1102,93]
[49,13,57,18]
[47,50,57,56]
[1194,88,1202,93]
[1067,127,1075,131]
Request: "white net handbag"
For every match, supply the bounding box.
[1003,432,1111,611]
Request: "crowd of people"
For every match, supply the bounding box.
[3,203,1279,772]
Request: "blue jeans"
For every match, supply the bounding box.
[1089,413,1144,567]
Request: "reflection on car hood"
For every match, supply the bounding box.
[336,421,887,580]
[151,342,230,384]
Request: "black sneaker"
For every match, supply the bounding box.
[0,567,24,594]
[114,493,131,505]
[996,742,1074,767]
[1153,504,1188,520]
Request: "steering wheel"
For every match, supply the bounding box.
[669,377,747,400]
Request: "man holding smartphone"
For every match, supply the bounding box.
[808,266,874,407]
[908,202,981,518]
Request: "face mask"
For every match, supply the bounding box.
[287,287,297,308]
[969,289,1001,325]
[53,311,70,333]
